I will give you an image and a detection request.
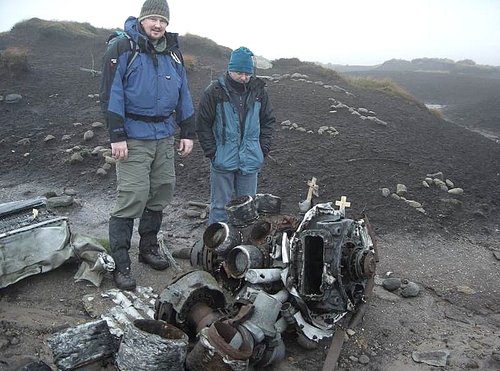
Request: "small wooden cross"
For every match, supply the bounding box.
[335,196,351,214]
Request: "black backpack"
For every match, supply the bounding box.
[106,31,140,70]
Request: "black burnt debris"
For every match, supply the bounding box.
[152,191,377,370]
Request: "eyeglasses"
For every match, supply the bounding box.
[145,17,168,26]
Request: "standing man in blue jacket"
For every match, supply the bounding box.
[196,47,276,225]
[100,0,195,290]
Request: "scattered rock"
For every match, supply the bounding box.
[396,183,407,196]
[4,93,23,104]
[346,329,356,336]
[372,286,401,302]
[390,193,401,200]
[381,188,390,197]
[456,285,476,294]
[445,179,455,188]
[96,168,107,176]
[412,349,450,367]
[401,282,420,297]
[104,156,117,165]
[64,188,77,196]
[382,277,402,291]
[100,149,112,158]
[358,354,370,365]
[434,178,446,187]
[16,138,31,146]
[448,187,464,195]
[92,146,104,155]
[44,135,56,142]
[70,152,84,163]
[406,200,422,208]
[62,134,72,141]
[91,121,105,128]
[46,195,74,208]
[422,180,430,188]
[83,130,94,141]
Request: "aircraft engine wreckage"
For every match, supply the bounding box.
[154,188,378,370]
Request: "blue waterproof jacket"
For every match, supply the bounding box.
[196,75,275,175]
[100,17,195,142]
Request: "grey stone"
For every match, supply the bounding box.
[92,146,104,155]
[46,195,74,208]
[372,286,401,302]
[445,179,455,188]
[104,156,116,165]
[44,135,56,142]
[83,130,94,141]
[382,277,402,291]
[448,187,464,195]
[406,200,422,208]
[70,153,84,163]
[91,121,104,128]
[412,349,450,367]
[381,188,390,197]
[96,168,107,176]
[493,250,500,261]
[358,354,370,364]
[396,183,407,195]
[64,188,77,196]
[5,93,23,104]
[434,178,446,187]
[401,282,420,297]
[16,138,31,146]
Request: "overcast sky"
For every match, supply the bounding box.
[1,0,499,66]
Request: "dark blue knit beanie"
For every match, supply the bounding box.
[228,47,254,74]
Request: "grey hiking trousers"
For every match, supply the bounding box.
[111,137,175,218]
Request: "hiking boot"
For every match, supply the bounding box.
[113,267,136,291]
[138,209,169,270]
[109,216,135,289]
[138,249,170,270]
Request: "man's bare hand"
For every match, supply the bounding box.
[111,141,128,160]
[178,139,193,158]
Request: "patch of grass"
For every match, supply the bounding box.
[0,46,29,74]
[346,76,418,103]
[12,18,99,38]
[96,238,110,253]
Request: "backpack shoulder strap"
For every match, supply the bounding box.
[107,31,139,70]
